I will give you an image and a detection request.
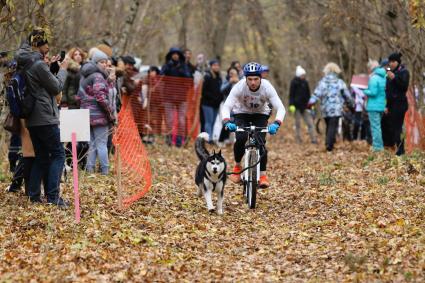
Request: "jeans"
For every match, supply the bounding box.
[353,112,363,140]
[87,125,109,174]
[353,111,372,143]
[28,125,65,202]
[368,111,384,151]
[234,114,269,171]
[8,134,21,172]
[295,109,317,143]
[164,102,187,146]
[324,117,340,151]
[202,105,219,141]
[9,155,23,192]
[164,102,187,136]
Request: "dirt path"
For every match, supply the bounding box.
[0,126,424,282]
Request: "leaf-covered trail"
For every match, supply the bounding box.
[1,127,424,282]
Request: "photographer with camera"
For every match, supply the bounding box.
[15,28,69,206]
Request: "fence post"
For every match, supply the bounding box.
[116,144,123,210]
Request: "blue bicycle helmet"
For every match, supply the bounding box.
[261,65,270,72]
[243,62,262,77]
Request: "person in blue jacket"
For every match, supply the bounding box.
[308,62,353,152]
[363,60,387,152]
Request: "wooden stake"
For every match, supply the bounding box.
[71,132,81,223]
[116,144,123,210]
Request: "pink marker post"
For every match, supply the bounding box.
[71,132,81,223]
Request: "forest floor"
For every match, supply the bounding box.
[0,123,424,282]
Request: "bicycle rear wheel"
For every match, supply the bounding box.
[247,150,258,209]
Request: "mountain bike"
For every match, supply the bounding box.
[236,125,268,209]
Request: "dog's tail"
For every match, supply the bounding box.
[195,132,210,160]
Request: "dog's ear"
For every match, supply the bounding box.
[218,150,222,156]
[212,149,216,155]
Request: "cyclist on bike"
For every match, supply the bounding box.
[221,62,286,188]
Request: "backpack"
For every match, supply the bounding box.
[6,59,39,118]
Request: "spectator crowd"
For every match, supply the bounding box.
[0,27,414,208]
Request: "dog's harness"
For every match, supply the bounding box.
[204,170,225,191]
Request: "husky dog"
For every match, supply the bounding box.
[195,133,227,214]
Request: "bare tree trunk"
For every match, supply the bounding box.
[236,23,252,59]
[200,0,233,60]
[211,1,233,60]
[246,0,284,97]
[71,1,81,44]
[178,0,190,49]
[121,0,141,54]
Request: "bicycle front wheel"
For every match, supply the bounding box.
[247,150,258,209]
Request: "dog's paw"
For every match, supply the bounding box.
[217,209,223,215]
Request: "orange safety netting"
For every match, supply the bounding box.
[405,88,425,153]
[112,75,201,208]
[129,75,201,144]
[112,94,152,208]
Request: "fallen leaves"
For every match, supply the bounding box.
[0,127,424,281]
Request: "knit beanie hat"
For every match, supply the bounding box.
[209,59,219,66]
[91,49,108,63]
[28,28,48,47]
[295,65,306,77]
[388,52,402,64]
[97,44,113,57]
[122,55,136,65]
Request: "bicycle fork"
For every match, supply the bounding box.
[244,148,260,182]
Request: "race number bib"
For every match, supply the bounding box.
[243,95,262,110]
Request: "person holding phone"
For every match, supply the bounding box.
[385,52,410,155]
[62,47,85,109]
[77,49,114,175]
[16,28,70,206]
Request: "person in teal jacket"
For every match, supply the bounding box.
[363,60,387,151]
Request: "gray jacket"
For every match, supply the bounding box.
[15,43,67,127]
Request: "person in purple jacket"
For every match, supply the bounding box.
[77,49,114,175]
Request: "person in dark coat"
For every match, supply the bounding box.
[61,47,85,109]
[160,47,193,147]
[201,59,223,141]
[385,52,410,155]
[16,28,69,206]
[289,66,317,144]
[184,49,196,75]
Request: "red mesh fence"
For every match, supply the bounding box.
[112,75,201,208]
[130,75,201,144]
[405,88,425,153]
[112,94,152,208]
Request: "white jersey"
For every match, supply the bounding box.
[221,78,286,122]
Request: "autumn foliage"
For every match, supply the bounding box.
[1,120,425,281]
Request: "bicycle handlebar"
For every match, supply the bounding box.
[236,126,269,133]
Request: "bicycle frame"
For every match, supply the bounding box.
[244,148,260,184]
[242,132,260,182]
[236,125,268,208]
